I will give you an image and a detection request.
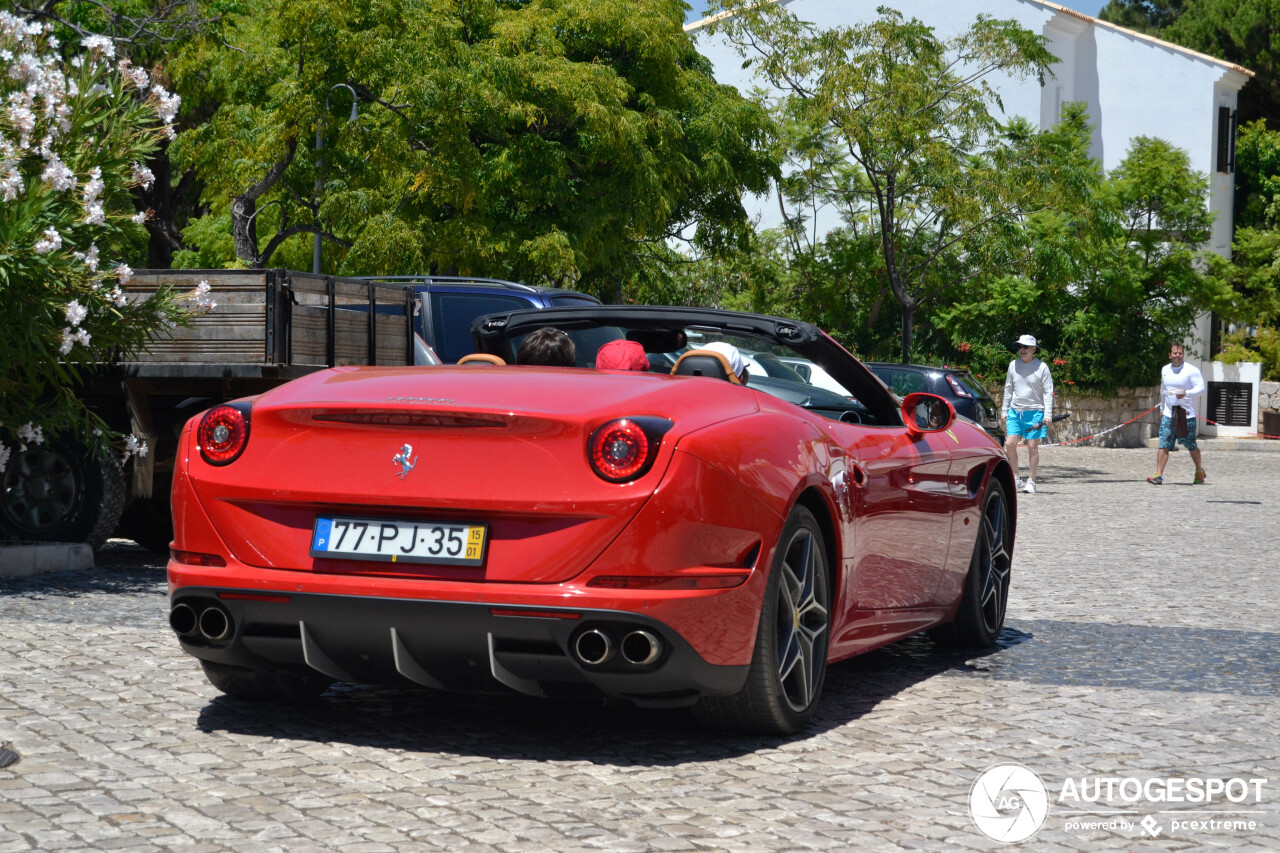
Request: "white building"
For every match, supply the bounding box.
[689,0,1257,434]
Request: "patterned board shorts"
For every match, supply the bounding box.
[1158,414,1198,450]
[1006,409,1047,441]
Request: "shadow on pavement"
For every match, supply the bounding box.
[192,628,1028,763]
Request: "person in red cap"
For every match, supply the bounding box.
[595,339,650,371]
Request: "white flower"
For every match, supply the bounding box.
[34,226,62,254]
[152,85,180,125]
[191,279,217,312]
[41,155,75,191]
[83,201,105,225]
[59,327,75,354]
[73,242,100,271]
[131,211,146,225]
[82,35,115,59]
[18,422,43,446]
[108,285,127,307]
[115,263,133,284]
[65,299,86,326]
[130,161,154,190]
[117,59,149,91]
[81,166,103,204]
[73,327,91,348]
[0,443,9,474]
[121,434,148,460]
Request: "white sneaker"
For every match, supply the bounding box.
[1014,477,1025,491]
[1023,480,1036,494]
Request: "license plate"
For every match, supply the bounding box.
[310,516,487,566]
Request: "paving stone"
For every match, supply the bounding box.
[0,448,1276,850]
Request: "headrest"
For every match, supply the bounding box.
[670,349,743,384]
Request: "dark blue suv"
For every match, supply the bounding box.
[362,276,601,364]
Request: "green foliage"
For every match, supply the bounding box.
[939,109,1233,391]
[706,3,1058,362]
[1235,120,1280,229]
[1218,326,1280,380]
[1097,1,1186,36]
[0,15,200,460]
[169,0,775,295]
[1162,0,1280,128]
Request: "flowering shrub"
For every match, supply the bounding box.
[0,13,202,470]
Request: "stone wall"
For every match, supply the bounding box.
[993,380,1279,445]
[995,387,1160,448]
[1261,381,1280,412]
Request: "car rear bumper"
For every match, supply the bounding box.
[169,586,749,708]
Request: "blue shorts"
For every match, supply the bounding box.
[1158,414,1198,450]
[1006,410,1046,440]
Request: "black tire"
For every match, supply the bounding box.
[0,436,125,551]
[694,505,830,735]
[200,661,333,702]
[930,478,1012,648]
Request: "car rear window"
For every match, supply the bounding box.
[872,367,927,396]
[431,293,531,362]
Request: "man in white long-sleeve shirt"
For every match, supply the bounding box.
[1002,334,1054,494]
[1147,343,1206,485]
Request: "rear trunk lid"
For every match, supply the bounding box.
[187,366,758,583]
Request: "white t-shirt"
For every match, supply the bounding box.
[1002,358,1054,421]
[1161,362,1205,418]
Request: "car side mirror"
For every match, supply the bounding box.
[902,392,955,434]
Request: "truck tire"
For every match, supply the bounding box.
[0,436,125,551]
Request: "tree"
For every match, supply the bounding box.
[706,3,1059,362]
[1097,1,1186,36]
[12,1,217,269]
[1161,0,1280,128]
[940,109,1234,390]
[0,12,200,466]
[167,0,775,295]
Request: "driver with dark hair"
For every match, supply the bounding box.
[516,327,575,366]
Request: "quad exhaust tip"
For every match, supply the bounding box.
[170,602,233,643]
[621,630,662,666]
[169,602,198,638]
[572,626,665,667]
[573,628,615,666]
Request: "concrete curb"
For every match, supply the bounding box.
[0,542,94,578]
[1143,436,1280,452]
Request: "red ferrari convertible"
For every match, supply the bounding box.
[168,306,1015,734]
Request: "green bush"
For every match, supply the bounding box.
[0,13,203,470]
[1218,327,1280,381]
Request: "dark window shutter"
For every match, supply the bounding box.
[1217,106,1237,173]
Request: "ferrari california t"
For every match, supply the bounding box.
[167,306,1016,734]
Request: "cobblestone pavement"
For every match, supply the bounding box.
[1,447,1276,852]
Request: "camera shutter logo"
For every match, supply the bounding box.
[970,764,1050,843]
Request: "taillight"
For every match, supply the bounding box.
[197,403,251,465]
[945,375,973,398]
[587,417,672,483]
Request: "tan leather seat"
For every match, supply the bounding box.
[457,353,506,366]
[670,349,743,384]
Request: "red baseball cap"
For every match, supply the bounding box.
[596,339,649,371]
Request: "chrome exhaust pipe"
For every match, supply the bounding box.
[197,606,233,642]
[573,628,615,666]
[621,630,662,666]
[169,603,199,638]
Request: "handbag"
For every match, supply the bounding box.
[1173,406,1189,438]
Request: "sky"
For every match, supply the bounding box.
[1059,0,1106,14]
[686,1,1110,24]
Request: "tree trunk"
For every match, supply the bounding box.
[900,301,914,364]
[230,139,297,267]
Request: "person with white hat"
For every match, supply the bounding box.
[1002,334,1054,494]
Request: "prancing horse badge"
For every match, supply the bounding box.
[392,444,418,479]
